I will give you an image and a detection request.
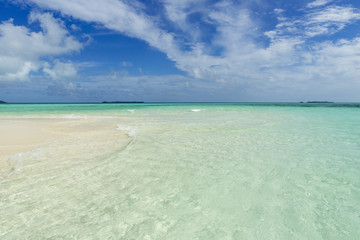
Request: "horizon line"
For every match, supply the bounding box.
[1,101,355,104]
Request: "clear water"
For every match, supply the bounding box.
[1,103,360,239]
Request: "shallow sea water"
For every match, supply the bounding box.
[1,103,360,239]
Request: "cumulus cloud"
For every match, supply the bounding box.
[43,60,77,80]
[0,12,82,81]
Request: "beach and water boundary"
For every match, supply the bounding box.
[0,103,359,239]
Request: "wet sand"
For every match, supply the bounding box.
[0,118,132,171]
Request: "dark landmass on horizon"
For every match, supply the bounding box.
[102,101,144,103]
[305,101,334,103]
[4,101,360,106]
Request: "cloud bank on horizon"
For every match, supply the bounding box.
[1,0,360,101]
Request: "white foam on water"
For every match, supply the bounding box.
[60,114,88,119]
[7,114,89,119]
[9,153,24,171]
[116,125,138,137]
[127,109,135,113]
[8,148,44,171]
[191,109,204,112]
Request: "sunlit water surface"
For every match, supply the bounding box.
[1,103,360,239]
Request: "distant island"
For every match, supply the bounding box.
[102,101,144,103]
[306,101,334,103]
[0,100,6,104]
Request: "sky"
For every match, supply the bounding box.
[1,0,360,102]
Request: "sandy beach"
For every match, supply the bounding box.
[0,117,132,172]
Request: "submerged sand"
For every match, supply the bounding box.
[0,117,133,172]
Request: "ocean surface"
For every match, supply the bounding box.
[1,103,360,239]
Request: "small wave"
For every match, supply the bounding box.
[127,109,135,113]
[60,114,88,119]
[9,153,24,171]
[191,109,204,112]
[116,125,138,137]
[8,148,43,172]
[18,114,89,119]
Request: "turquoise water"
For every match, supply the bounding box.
[1,103,360,239]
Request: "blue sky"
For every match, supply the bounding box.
[1,0,360,102]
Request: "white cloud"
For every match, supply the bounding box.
[43,60,77,80]
[0,12,82,81]
[308,6,360,23]
[120,61,133,67]
[161,0,206,41]
[70,24,80,31]
[266,5,360,42]
[28,0,177,57]
[274,8,284,14]
[47,80,82,96]
[307,0,333,8]
[81,73,223,101]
